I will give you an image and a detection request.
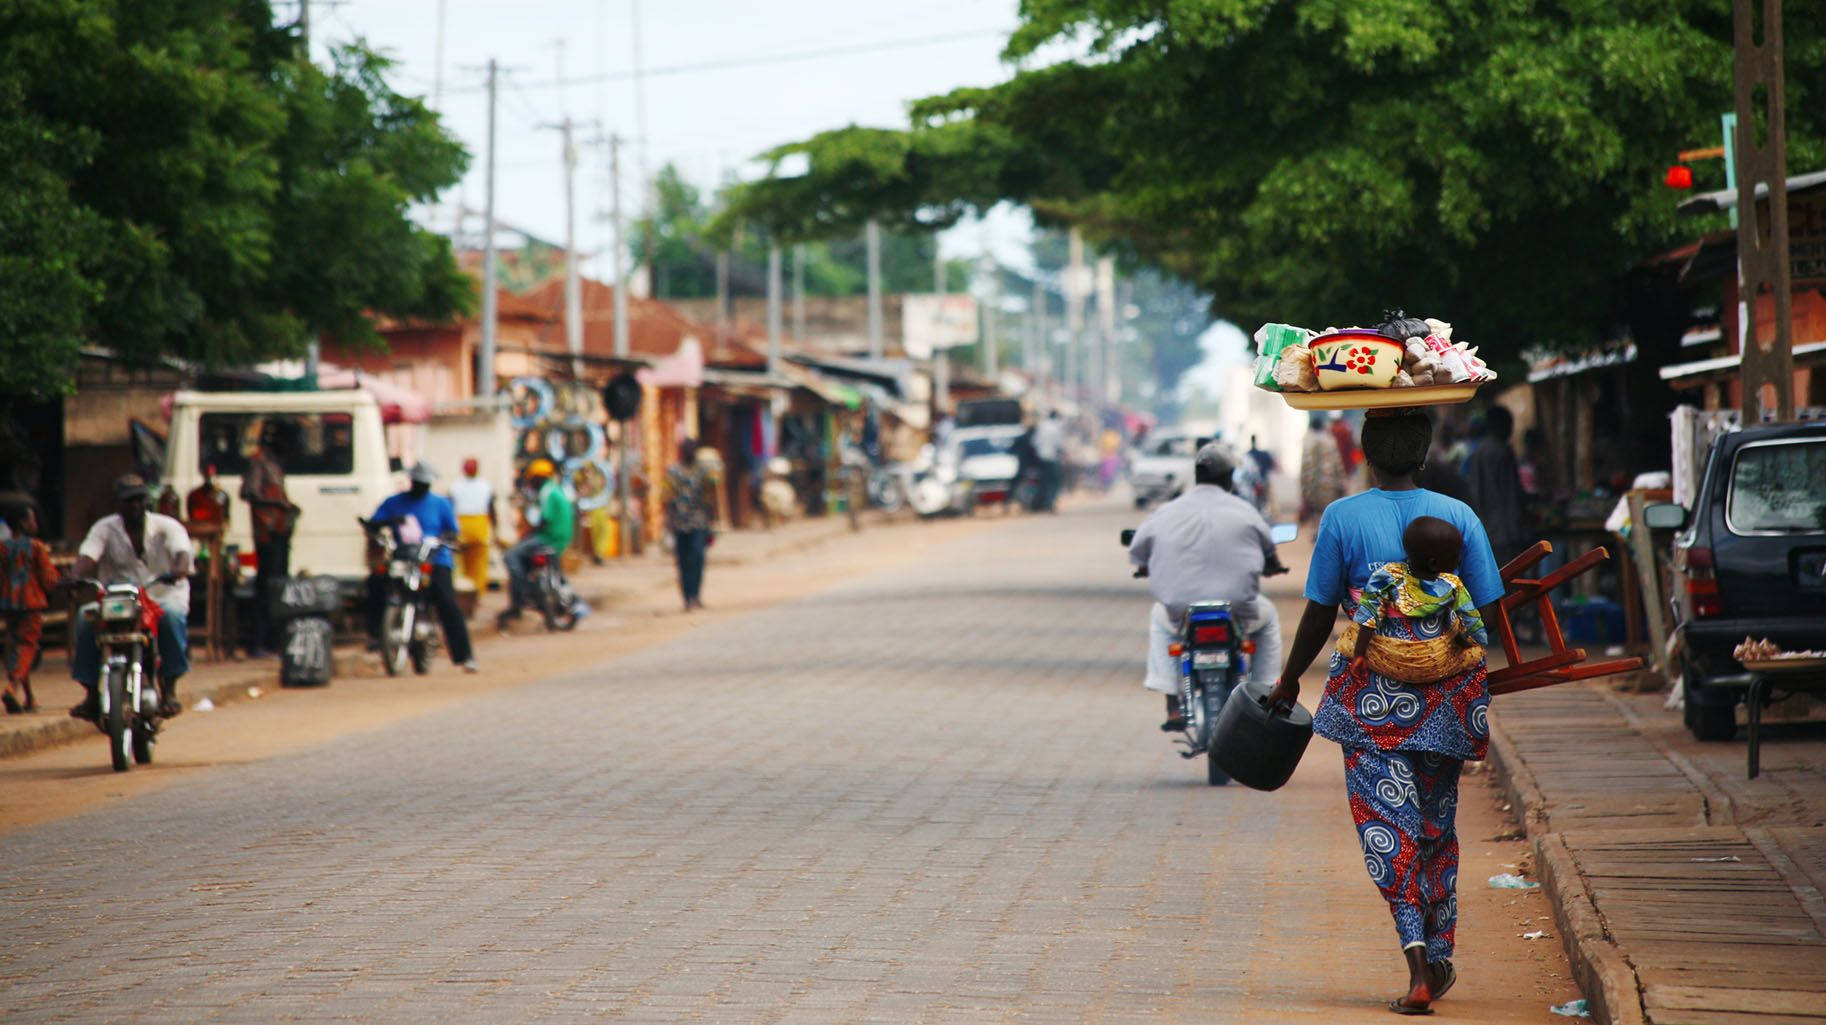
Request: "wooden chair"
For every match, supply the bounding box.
[1486,540,1644,696]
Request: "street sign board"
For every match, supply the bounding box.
[901,293,978,359]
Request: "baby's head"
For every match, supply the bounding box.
[1403,516,1462,581]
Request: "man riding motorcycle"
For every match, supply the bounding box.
[69,475,193,720]
[1127,442,1289,731]
[496,458,575,630]
[366,462,477,673]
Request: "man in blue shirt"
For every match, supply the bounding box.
[366,462,476,672]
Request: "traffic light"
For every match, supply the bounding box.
[1664,164,1695,190]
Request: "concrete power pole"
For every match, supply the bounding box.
[792,244,806,345]
[1031,277,1047,385]
[478,58,500,398]
[1065,229,1085,404]
[865,220,884,359]
[557,118,584,380]
[1096,256,1116,407]
[608,134,629,359]
[933,240,949,415]
[767,245,784,377]
[979,253,999,380]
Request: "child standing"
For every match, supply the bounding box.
[1351,515,1487,674]
[1,503,61,713]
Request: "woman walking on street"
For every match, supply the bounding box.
[1266,411,1507,1016]
[663,439,715,612]
[1300,413,1347,522]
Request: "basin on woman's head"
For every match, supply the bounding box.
[1310,329,1403,391]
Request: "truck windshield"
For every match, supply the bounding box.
[199,412,356,477]
[1729,440,1826,532]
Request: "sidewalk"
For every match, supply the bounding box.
[1489,681,1826,1025]
[0,512,878,761]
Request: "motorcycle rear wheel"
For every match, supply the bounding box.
[105,665,130,773]
[381,604,410,677]
[540,578,579,632]
[1201,679,1230,786]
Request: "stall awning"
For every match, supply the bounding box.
[1677,169,1826,215]
[1658,340,1826,384]
[1527,344,1637,384]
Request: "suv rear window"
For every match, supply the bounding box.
[1152,436,1197,457]
[198,412,355,477]
[1728,440,1826,533]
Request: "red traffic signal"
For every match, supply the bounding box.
[1664,164,1694,190]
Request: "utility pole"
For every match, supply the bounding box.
[1066,229,1085,403]
[1734,0,1793,422]
[715,249,730,330]
[979,252,999,380]
[300,1,319,385]
[478,58,500,398]
[933,240,949,416]
[608,134,629,359]
[431,0,447,111]
[545,117,585,380]
[1096,255,1116,407]
[792,244,806,345]
[767,244,783,377]
[1031,277,1046,382]
[865,220,884,359]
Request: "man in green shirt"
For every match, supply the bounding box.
[497,458,575,629]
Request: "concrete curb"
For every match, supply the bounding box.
[1488,715,1647,1025]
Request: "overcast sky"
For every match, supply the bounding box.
[320,0,1033,275]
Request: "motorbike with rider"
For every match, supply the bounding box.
[1127,443,1290,736]
[68,475,193,749]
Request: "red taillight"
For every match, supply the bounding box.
[531,553,549,567]
[1194,624,1230,645]
[1685,547,1722,617]
[420,562,433,575]
[240,551,259,569]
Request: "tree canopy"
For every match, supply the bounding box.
[722,0,1826,354]
[0,0,471,398]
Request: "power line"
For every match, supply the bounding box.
[441,28,1006,96]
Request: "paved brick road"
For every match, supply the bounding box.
[0,501,1568,1023]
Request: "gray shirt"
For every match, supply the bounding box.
[1128,484,1275,621]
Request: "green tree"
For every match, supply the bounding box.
[723,1,1826,355]
[0,0,470,398]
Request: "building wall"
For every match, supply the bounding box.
[669,295,909,355]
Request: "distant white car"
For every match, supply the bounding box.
[943,424,1027,509]
[1128,427,1212,509]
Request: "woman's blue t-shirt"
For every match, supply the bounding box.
[1304,488,1503,611]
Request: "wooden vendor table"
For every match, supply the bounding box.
[1738,660,1826,780]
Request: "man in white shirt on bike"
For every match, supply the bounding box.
[1127,443,1287,731]
[69,475,193,720]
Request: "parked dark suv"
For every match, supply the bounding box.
[1648,421,1826,740]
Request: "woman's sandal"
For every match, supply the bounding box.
[1387,998,1434,1016]
[1432,960,1457,1000]
[2,692,21,715]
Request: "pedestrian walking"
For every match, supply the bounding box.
[1299,413,1346,522]
[0,501,59,713]
[240,420,299,657]
[1463,405,1529,567]
[1267,410,1506,1016]
[449,457,496,605]
[1033,411,1065,512]
[663,439,715,612]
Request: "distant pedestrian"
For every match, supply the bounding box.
[1329,414,1361,483]
[663,439,715,612]
[0,502,59,713]
[1464,406,1529,567]
[1247,434,1277,512]
[449,457,496,605]
[1033,411,1066,512]
[1300,414,1346,522]
[241,420,299,658]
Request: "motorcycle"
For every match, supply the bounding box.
[1122,522,1298,785]
[361,517,448,676]
[525,543,580,632]
[76,578,166,772]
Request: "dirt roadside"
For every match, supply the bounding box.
[0,514,996,833]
